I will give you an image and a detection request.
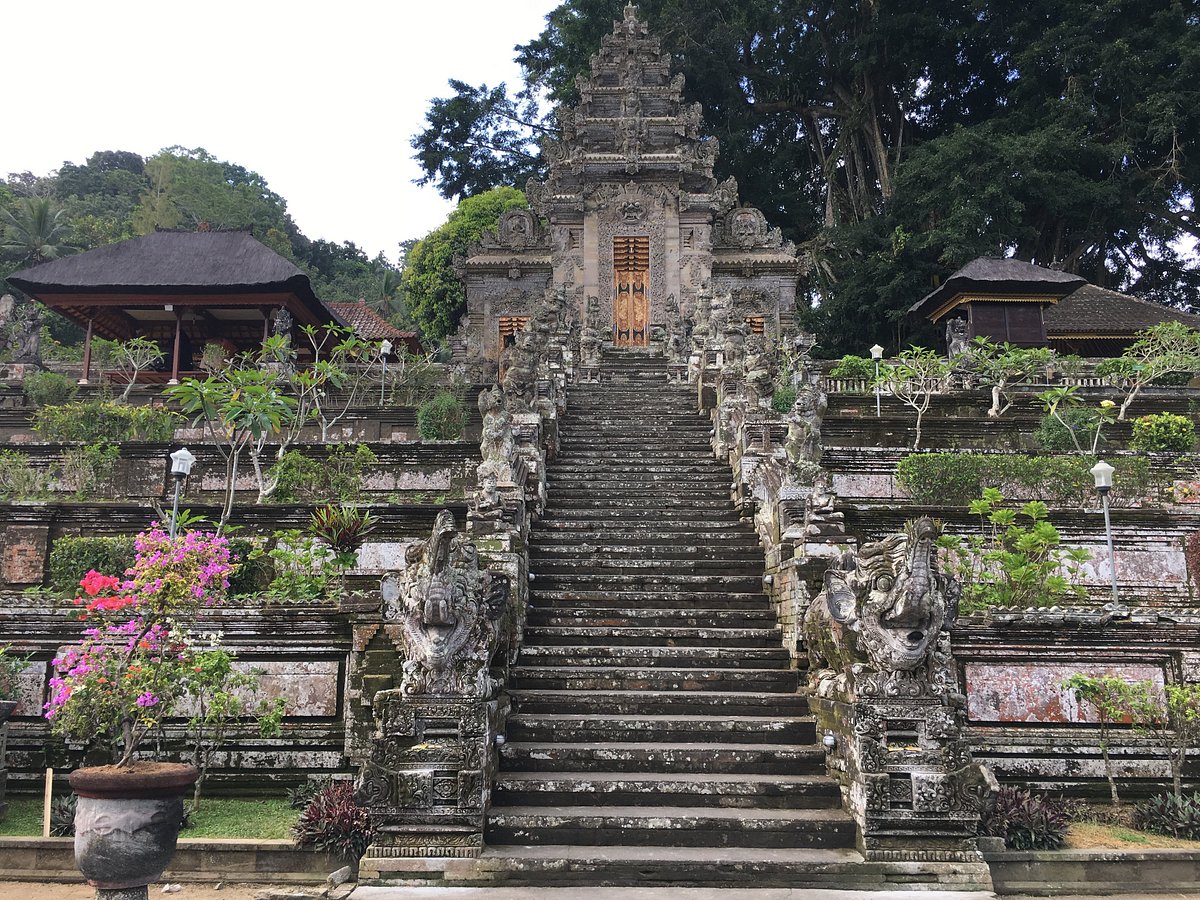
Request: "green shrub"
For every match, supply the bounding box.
[896,453,1154,507]
[829,354,875,380]
[34,402,180,443]
[47,534,136,594]
[23,371,77,407]
[1133,792,1200,840]
[1034,407,1105,453]
[416,391,466,441]
[293,782,376,863]
[1130,412,1196,453]
[0,450,46,500]
[984,787,1069,850]
[269,445,379,504]
[770,385,797,413]
[264,530,334,603]
[227,537,274,596]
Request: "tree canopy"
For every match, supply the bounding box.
[402,186,528,342]
[2,147,410,332]
[413,0,1200,356]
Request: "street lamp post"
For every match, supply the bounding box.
[870,344,885,418]
[168,447,196,540]
[1090,460,1119,606]
[379,339,393,407]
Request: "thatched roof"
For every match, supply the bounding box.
[1046,284,1200,337]
[911,257,1086,320]
[7,230,320,305]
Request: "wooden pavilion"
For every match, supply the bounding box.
[8,230,338,384]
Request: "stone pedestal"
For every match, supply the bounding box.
[357,694,506,865]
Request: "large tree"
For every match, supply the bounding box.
[402,186,527,342]
[413,0,1200,355]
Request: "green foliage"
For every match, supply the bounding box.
[403,187,527,341]
[1103,323,1200,420]
[417,391,467,441]
[33,401,180,443]
[1063,673,1148,806]
[0,450,45,500]
[264,530,334,604]
[0,196,75,264]
[0,644,31,702]
[49,794,76,837]
[1036,386,1117,454]
[287,776,334,810]
[1133,792,1200,840]
[57,441,119,499]
[828,355,875,380]
[22,371,76,406]
[226,537,274,596]
[268,445,379,504]
[984,787,1069,850]
[47,534,136,595]
[308,504,378,599]
[941,488,1090,614]
[293,782,377,863]
[874,347,951,449]
[770,385,796,414]
[109,336,166,401]
[1130,413,1196,453]
[965,339,1053,418]
[896,453,1154,508]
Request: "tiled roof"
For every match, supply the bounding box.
[326,300,417,343]
[1045,284,1200,336]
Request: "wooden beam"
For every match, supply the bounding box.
[169,310,182,385]
[79,316,94,385]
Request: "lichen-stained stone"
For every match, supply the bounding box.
[1,525,49,586]
[964,661,1164,724]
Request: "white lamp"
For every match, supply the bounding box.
[869,344,885,417]
[380,339,394,406]
[1090,460,1118,605]
[168,447,196,539]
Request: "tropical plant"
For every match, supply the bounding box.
[268,445,378,504]
[264,531,335,604]
[1096,323,1200,420]
[965,338,1052,418]
[293,782,376,864]
[44,526,236,767]
[0,644,31,703]
[0,197,75,264]
[939,489,1091,614]
[308,505,377,599]
[110,336,166,401]
[416,391,466,441]
[983,787,1069,850]
[1062,673,1143,806]
[32,401,180,443]
[22,370,77,407]
[828,355,875,380]
[873,347,950,449]
[1126,681,1200,800]
[1036,386,1116,455]
[1133,791,1200,840]
[1130,413,1196,453]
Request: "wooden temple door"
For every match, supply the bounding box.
[613,236,649,347]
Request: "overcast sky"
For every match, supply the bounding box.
[1,1,560,263]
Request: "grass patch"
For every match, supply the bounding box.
[1068,822,1200,850]
[0,796,296,840]
[0,798,43,837]
[184,798,296,840]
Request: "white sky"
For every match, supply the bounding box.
[0,0,560,263]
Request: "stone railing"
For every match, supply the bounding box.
[345,289,572,864]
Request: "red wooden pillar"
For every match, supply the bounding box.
[79,316,94,385]
[261,306,272,345]
[169,310,183,385]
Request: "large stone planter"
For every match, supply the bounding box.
[69,762,198,898]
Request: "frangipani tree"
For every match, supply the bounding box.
[874,347,951,449]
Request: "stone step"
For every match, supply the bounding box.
[526,608,778,628]
[550,462,728,475]
[538,508,742,523]
[506,713,814,744]
[370,844,888,889]
[516,646,792,669]
[531,545,761,563]
[499,741,824,775]
[521,626,781,647]
[508,666,799,693]
[529,590,769,609]
[508,689,809,717]
[532,574,766,592]
[546,482,732,496]
[485,805,855,848]
[530,532,760,548]
[532,563,764,580]
[492,771,841,810]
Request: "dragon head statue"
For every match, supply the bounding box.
[805,517,959,693]
[381,510,509,697]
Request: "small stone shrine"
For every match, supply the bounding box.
[455,3,802,379]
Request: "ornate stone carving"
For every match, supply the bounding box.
[805,518,959,694]
[946,317,970,358]
[501,327,537,412]
[6,300,42,366]
[379,510,510,698]
[785,365,827,483]
[270,307,293,339]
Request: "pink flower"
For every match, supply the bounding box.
[135,692,159,708]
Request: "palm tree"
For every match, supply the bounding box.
[374,268,403,319]
[1,197,75,265]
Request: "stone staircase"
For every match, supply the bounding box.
[479,350,861,884]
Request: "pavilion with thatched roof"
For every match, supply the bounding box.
[7,230,340,384]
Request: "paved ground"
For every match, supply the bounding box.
[0,884,272,899]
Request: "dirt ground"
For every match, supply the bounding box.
[0,884,290,900]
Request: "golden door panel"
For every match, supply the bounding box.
[613,235,649,347]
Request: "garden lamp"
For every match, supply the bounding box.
[1090,460,1119,605]
[870,344,885,418]
[380,339,394,407]
[168,447,196,540]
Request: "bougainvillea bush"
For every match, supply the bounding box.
[44,525,235,767]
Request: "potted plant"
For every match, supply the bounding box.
[44,525,235,895]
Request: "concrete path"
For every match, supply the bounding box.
[349,890,1200,900]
